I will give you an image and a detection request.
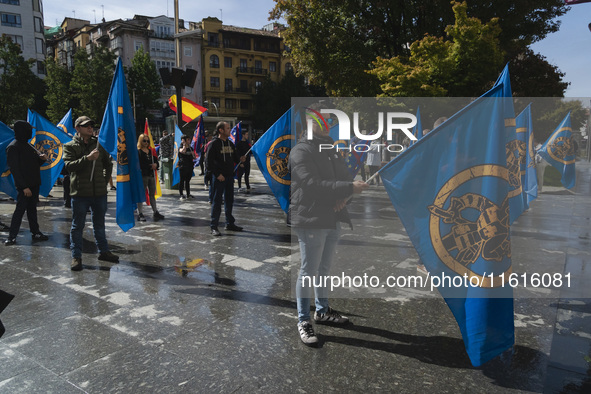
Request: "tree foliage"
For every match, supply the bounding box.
[368,2,504,97]
[44,57,73,123]
[271,0,569,97]
[253,69,323,131]
[127,46,162,127]
[0,35,41,123]
[71,46,116,123]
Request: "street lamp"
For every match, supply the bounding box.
[204,101,219,117]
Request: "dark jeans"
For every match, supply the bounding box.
[8,186,40,239]
[63,174,71,204]
[237,162,250,189]
[210,174,235,229]
[179,167,193,196]
[70,195,109,259]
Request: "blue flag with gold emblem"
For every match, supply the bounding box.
[491,64,524,223]
[57,109,75,137]
[379,85,514,367]
[516,104,537,206]
[0,121,17,199]
[172,124,182,187]
[252,107,293,212]
[538,112,576,189]
[98,57,145,232]
[27,109,72,197]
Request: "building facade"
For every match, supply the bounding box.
[0,0,46,76]
[198,17,291,131]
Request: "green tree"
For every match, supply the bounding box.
[127,46,162,129]
[44,57,73,123]
[71,45,116,123]
[530,99,587,144]
[0,35,41,123]
[271,0,568,97]
[368,2,504,97]
[253,69,323,131]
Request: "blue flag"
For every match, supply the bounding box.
[538,112,576,189]
[252,107,293,212]
[0,121,17,199]
[379,86,514,367]
[57,109,75,137]
[27,109,73,197]
[410,106,423,146]
[516,104,537,206]
[98,57,145,232]
[171,124,184,187]
[491,64,524,223]
[229,121,242,145]
[346,135,368,178]
[191,116,206,167]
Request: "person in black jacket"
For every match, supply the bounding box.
[206,121,245,236]
[289,108,368,345]
[4,121,49,246]
[236,129,252,191]
[136,134,164,221]
[178,134,194,200]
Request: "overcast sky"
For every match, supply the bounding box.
[43,0,590,99]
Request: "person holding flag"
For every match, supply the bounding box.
[4,121,49,246]
[136,134,164,222]
[290,105,369,345]
[64,116,119,271]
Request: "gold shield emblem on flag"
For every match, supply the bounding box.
[117,128,128,166]
[30,131,63,170]
[266,135,294,185]
[548,135,575,165]
[428,165,512,288]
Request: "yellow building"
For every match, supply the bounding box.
[198,17,291,131]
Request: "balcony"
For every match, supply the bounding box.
[236,67,267,76]
[224,87,253,94]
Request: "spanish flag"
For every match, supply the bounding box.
[168,95,208,123]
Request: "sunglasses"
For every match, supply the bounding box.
[143,140,149,142]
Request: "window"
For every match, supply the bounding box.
[240,100,250,110]
[36,61,46,75]
[255,81,262,91]
[254,60,262,72]
[184,46,192,57]
[225,99,236,109]
[34,17,43,33]
[1,13,21,27]
[285,62,293,72]
[32,0,40,11]
[1,0,20,5]
[209,55,219,68]
[224,57,232,68]
[225,79,233,92]
[239,58,247,71]
[208,33,219,46]
[239,79,248,92]
[4,34,23,47]
[210,77,220,87]
[269,61,277,72]
[134,41,143,51]
[35,38,45,54]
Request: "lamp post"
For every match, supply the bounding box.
[204,101,219,117]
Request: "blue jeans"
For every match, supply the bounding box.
[70,195,109,259]
[210,175,235,229]
[295,225,341,322]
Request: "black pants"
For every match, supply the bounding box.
[237,161,250,189]
[179,167,193,196]
[63,174,71,205]
[8,185,40,239]
[210,175,235,229]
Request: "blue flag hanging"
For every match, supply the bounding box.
[27,109,73,197]
[57,109,75,137]
[172,124,183,187]
[0,121,17,199]
[229,121,242,145]
[491,64,524,224]
[515,104,537,206]
[98,57,145,232]
[538,112,576,189]
[252,107,293,212]
[379,86,514,367]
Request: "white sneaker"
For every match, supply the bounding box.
[297,320,318,345]
[314,307,349,324]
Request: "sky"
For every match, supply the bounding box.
[43,0,591,99]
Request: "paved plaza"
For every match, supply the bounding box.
[0,162,590,393]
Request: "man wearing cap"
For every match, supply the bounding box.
[63,116,119,271]
[4,120,49,246]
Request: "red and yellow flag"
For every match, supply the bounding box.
[168,95,208,123]
[144,119,162,200]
